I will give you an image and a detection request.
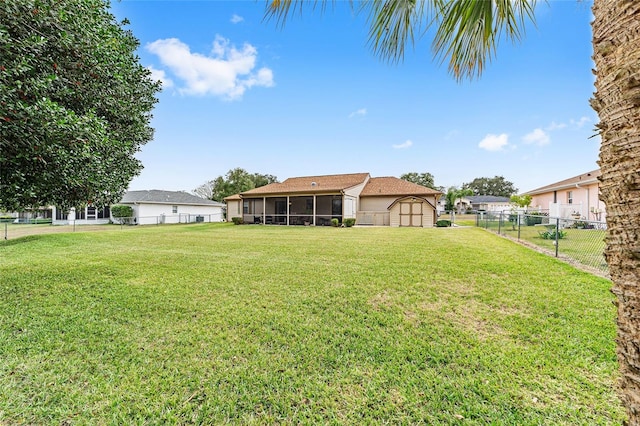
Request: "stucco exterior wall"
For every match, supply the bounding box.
[226,200,241,221]
[344,175,370,212]
[359,196,395,211]
[530,182,605,221]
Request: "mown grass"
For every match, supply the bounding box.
[0,223,624,424]
[480,219,608,273]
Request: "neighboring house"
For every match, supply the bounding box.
[523,169,605,221]
[52,205,111,225]
[464,195,512,212]
[224,172,442,227]
[117,190,225,225]
[22,190,224,226]
[435,195,510,214]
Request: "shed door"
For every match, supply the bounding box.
[399,202,423,227]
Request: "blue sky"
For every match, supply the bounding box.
[111,0,598,194]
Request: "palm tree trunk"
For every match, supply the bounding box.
[592,0,640,422]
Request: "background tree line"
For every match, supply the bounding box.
[199,170,518,213]
[193,168,278,202]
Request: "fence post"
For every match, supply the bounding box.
[518,213,521,240]
[498,212,502,235]
[4,222,7,240]
[555,217,560,257]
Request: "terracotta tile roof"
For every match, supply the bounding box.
[524,169,601,195]
[241,173,370,195]
[361,177,442,197]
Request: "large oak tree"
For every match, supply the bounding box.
[0,0,160,211]
[266,0,640,421]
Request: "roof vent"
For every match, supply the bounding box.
[311,182,317,187]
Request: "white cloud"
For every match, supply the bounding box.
[230,14,244,24]
[522,128,550,146]
[349,108,367,118]
[146,36,274,100]
[392,140,413,149]
[570,116,590,128]
[546,121,567,131]
[147,66,174,89]
[478,133,509,151]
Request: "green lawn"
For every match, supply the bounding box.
[0,224,624,424]
[478,218,608,273]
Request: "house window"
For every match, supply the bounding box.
[567,191,573,204]
[243,200,260,214]
[172,205,178,214]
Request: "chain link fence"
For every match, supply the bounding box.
[1,214,223,241]
[476,211,608,275]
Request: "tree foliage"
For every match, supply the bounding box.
[194,168,278,202]
[445,186,472,213]
[510,194,532,209]
[110,204,133,220]
[462,176,517,197]
[0,0,160,211]
[400,172,439,190]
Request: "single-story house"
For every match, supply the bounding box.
[50,190,225,225]
[465,195,512,212]
[436,195,511,214]
[117,190,225,225]
[523,169,605,221]
[224,172,442,227]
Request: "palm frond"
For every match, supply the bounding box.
[433,0,538,81]
[264,0,348,26]
[263,0,538,81]
[364,0,434,64]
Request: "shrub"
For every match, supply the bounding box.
[343,218,356,227]
[0,215,14,223]
[436,220,451,227]
[331,218,339,227]
[539,229,567,240]
[231,217,244,225]
[572,221,592,229]
[111,204,134,225]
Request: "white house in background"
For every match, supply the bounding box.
[523,169,605,221]
[436,195,511,214]
[465,195,512,212]
[116,190,225,225]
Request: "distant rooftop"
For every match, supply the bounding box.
[121,190,224,206]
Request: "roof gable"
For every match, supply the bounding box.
[387,195,437,210]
